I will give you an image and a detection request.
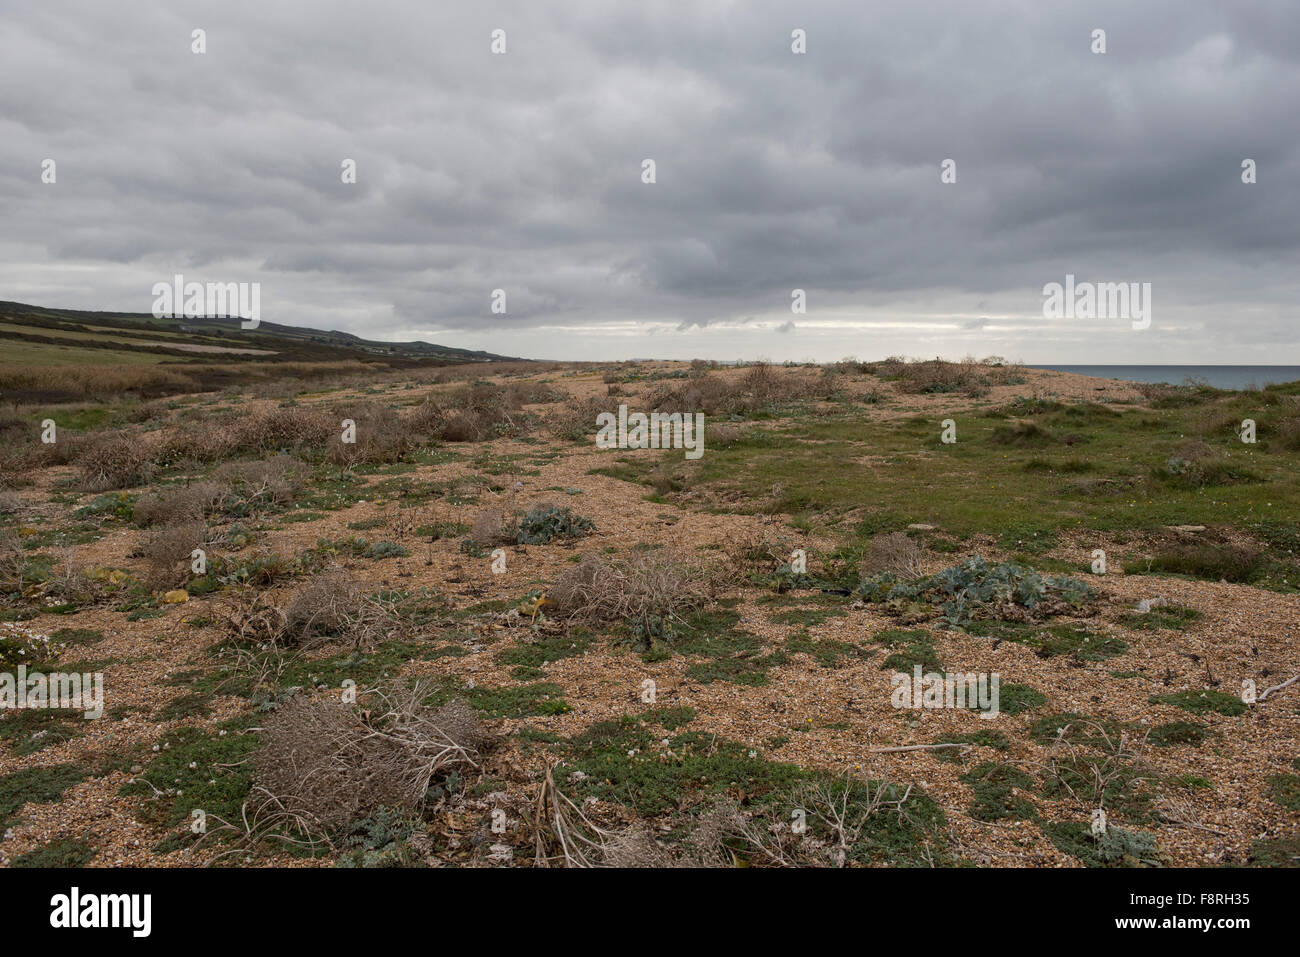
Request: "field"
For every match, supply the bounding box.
[1,356,1298,868]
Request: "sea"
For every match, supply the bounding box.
[1031,366,1300,391]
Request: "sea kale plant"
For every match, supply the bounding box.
[515,504,594,545]
[854,555,1094,626]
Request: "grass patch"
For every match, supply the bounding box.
[961,762,1037,822]
[11,836,95,867]
[966,620,1127,661]
[1149,689,1248,717]
[1148,722,1209,747]
[0,763,87,827]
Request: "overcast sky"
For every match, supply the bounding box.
[2,1,1297,363]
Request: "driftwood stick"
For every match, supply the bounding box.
[869,743,970,754]
[1257,674,1299,701]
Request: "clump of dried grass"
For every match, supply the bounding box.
[435,382,529,442]
[0,528,26,592]
[140,520,206,589]
[861,532,924,580]
[327,400,412,466]
[740,361,778,407]
[223,589,287,646]
[546,395,611,441]
[254,684,491,830]
[278,571,391,649]
[133,480,226,527]
[404,397,448,439]
[75,431,155,491]
[649,375,742,416]
[134,455,306,528]
[470,508,516,547]
[547,551,713,633]
[441,410,488,442]
[212,454,306,503]
[231,406,334,455]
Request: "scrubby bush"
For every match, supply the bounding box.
[254,685,491,830]
[140,520,206,589]
[548,551,711,639]
[75,432,154,491]
[470,508,517,546]
[861,532,924,580]
[546,396,610,441]
[231,406,335,455]
[327,401,412,466]
[279,572,388,648]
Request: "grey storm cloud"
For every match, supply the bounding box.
[0,0,1297,362]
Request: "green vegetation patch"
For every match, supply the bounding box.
[120,721,259,828]
[496,628,596,680]
[784,631,874,668]
[0,763,88,827]
[1266,773,1300,811]
[1149,689,1248,717]
[966,619,1127,662]
[961,762,1037,822]
[1148,721,1209,747]
[1120,603,1204,630]
[561,712,946,865]
[877,629,943,673]
[1043,821,1163,867]
[11,836,96,867]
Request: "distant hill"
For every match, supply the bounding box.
[0,300,519,366]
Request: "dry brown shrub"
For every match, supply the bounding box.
[40,554,112,609]
[327,400,412,466]
[155,420,237,465]
[470,508,516,546]
[404,397,448,439]
[133,480,226,527]
[0,529,25,591]
[233,406,333,454]
[547,551,712,632]
[75,431,155,491]
[546,395,610,441]
[212,454,306,505]
[141,520,206,588]
[0,490,22,515]
[892,358,989,396]
[721,526,791,577]
[254,685,490,829]
[441,409,487,442]
[707,422,747,449]
[862,532,924,580]
[740,361,778,407]
[649,375,741,416]
[279,571,390,649]
[224,589,287,646]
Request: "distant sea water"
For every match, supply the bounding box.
[1031,365,1300,391]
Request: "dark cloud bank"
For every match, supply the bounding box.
[1,0,1297,362]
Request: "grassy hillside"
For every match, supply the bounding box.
[0,300,520,403]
